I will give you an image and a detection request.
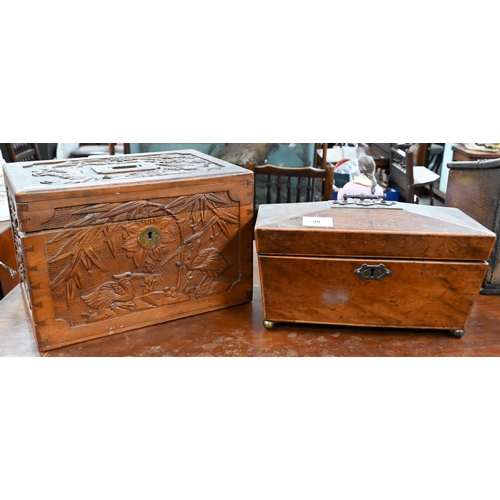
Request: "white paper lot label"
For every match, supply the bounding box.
[302,217,333,228]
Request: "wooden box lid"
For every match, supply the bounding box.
[255,201,496,261]
[2,150,253,233]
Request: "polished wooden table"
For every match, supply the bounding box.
[1,248,500,357]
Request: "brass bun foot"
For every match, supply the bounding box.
[263,320,275,330]
[451,329,465,338]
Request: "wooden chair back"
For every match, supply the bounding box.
[314,143,329,169]
[253,164,335,204]
[412,142,445,171]
[415,143,430,167]
[390,145,417,203]
[390,144,440,204]
[5,143,41,163]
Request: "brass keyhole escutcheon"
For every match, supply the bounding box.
[138,226,161,249]
[354,263,392,281]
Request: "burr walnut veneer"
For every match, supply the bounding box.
[255,201,496,337]
[2,150,254,350]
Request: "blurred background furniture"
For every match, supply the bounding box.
[415,143,445,173]
[0,221,19,300]
[69,143,130,158]
[0,145,22,298]
[389,144,440,204]
[0,143,58,162]
[452,143,500,162]
[214,143,276,168]
[4,143,41,163]
[0,143,99,162]
[251,163,334,228]
[445,156,500,294]
[315,143,390,171]
[314,143,329,169]
[253,163,334,204]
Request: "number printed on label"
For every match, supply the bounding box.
[302,217,333,228]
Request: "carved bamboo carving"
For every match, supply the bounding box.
[43,191,241,327]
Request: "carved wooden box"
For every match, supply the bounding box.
[3,150,254,350]
[255,201,496,337]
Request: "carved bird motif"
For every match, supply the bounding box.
[184,232,231,294]
[81,271,136,320]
